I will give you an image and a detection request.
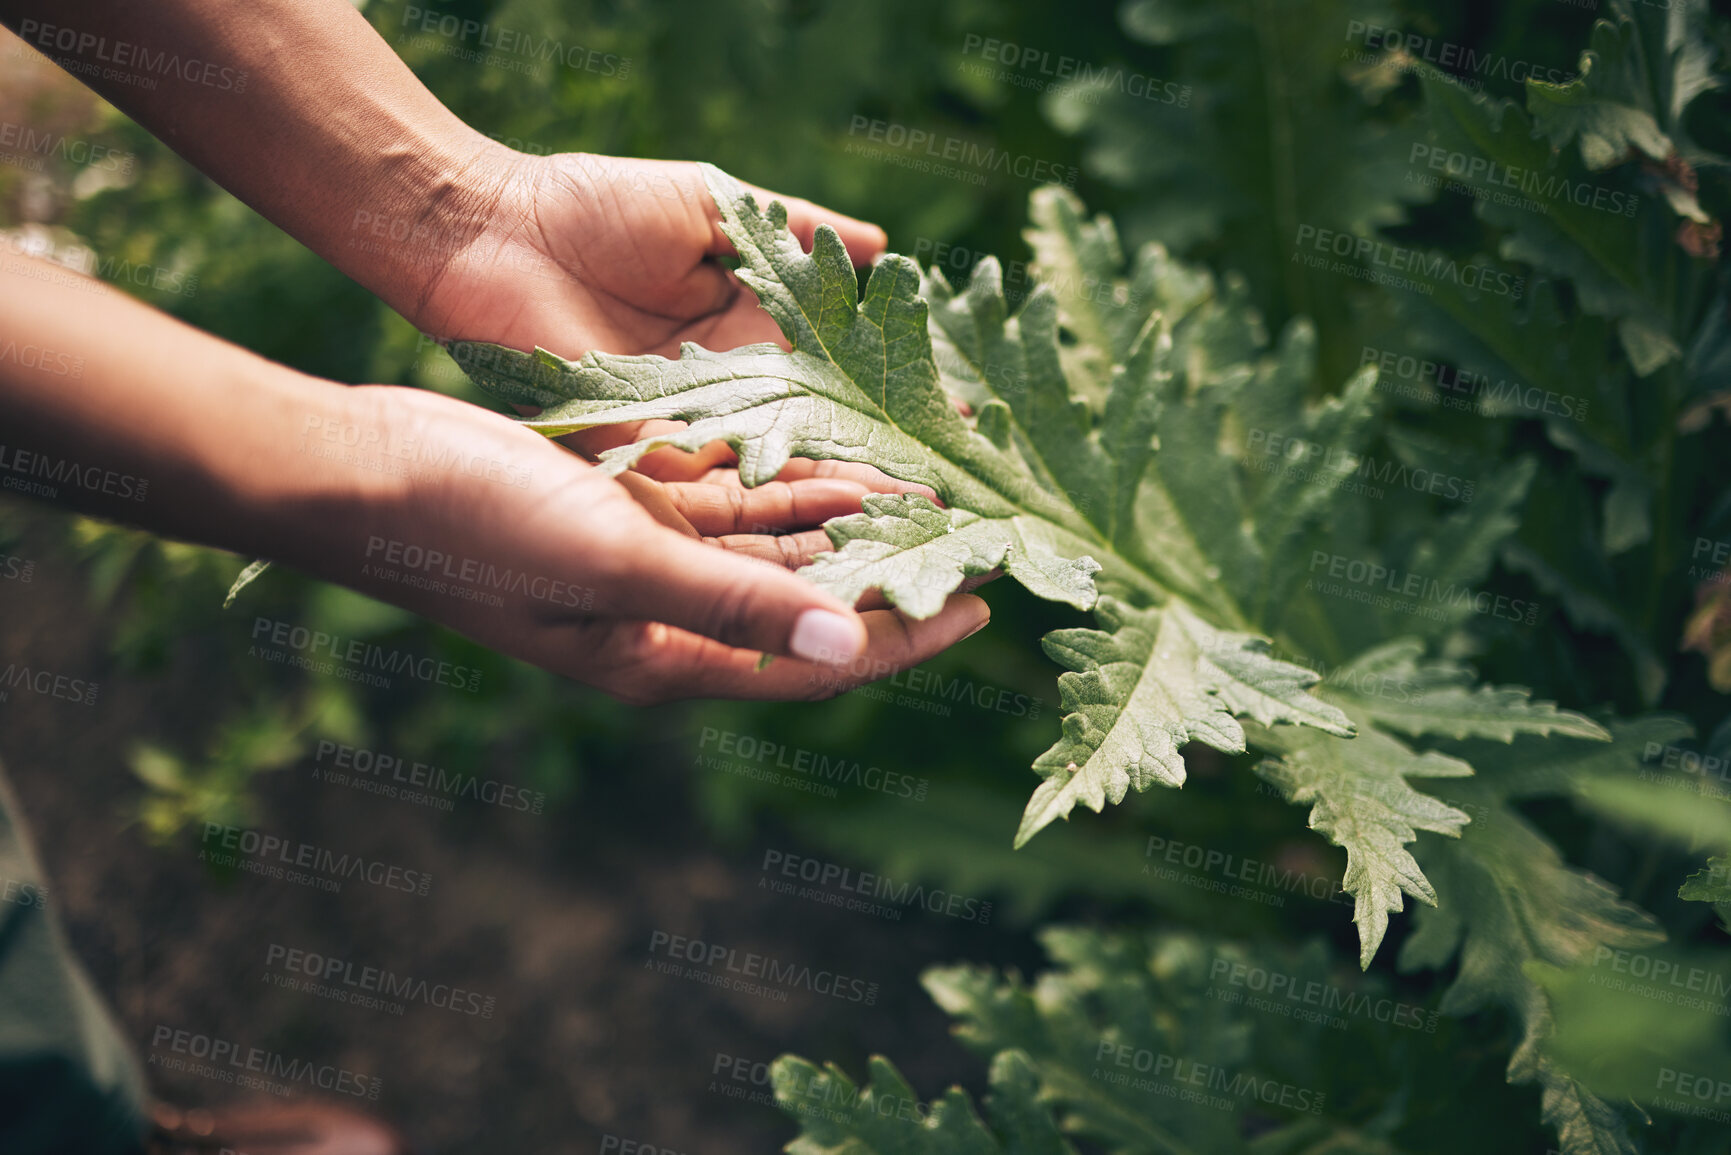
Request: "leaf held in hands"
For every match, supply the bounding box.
[799,493,1099,618]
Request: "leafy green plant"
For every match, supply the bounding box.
[10,0,1729,1150]
[769,927,1421,1155]
[450,6,1731,1129]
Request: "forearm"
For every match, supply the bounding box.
[0,254,402,560]
[0,0,522,324]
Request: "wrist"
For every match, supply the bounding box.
[343,132,540,333]
[211,372,413,565]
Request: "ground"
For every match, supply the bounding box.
[0,512,1047,1154]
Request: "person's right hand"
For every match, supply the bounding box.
[303,385,988,705]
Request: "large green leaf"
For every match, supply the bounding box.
[453,174,1605,978]
[1252,643,1607,967]
[1021,598,1354,848]
[453,171,1367,846]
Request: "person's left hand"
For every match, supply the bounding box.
[409,149,911,485]
[412,151,886,363]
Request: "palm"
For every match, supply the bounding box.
[421,153,886,362]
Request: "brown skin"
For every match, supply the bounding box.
[0,255,986,703]
[0,0,990,702]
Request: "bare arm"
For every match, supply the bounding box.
[0,0,889,364]
[0,0,514,328]
[0,255,989,702]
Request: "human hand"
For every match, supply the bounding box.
[407,149,909,482]
[306,384,987,705]
[410,152,888,364]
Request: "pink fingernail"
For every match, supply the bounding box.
[790,609,864,666]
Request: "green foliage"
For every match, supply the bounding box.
[457,174,1630,991]
[443,5,1731,1146]
[774,929,1423,1155]
[457,146,1731,1148]
[7,1,1731,1153]
[1679,855,1731,931]
[1040,0,1426,379]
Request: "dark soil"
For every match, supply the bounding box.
[0,508,1040,1155]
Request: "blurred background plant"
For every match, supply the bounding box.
[3,0,1731,1151]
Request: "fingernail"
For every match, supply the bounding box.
[790,609,864,666]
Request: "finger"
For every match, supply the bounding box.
[602,530,868,664]
[633,437,740,481]
[757,458,940,503]
[700,171,887,268]
[665,477,870,535]
[613,470,700,537]
[959,570,1002,595]
[599,592,992,703]
[736,180,888,267]
[708,529,835,569]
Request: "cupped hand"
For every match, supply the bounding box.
[315,385,985,705]
[412,148,919,493]
[416,152,887,363]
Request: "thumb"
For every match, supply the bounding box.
[604,531,869,665]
